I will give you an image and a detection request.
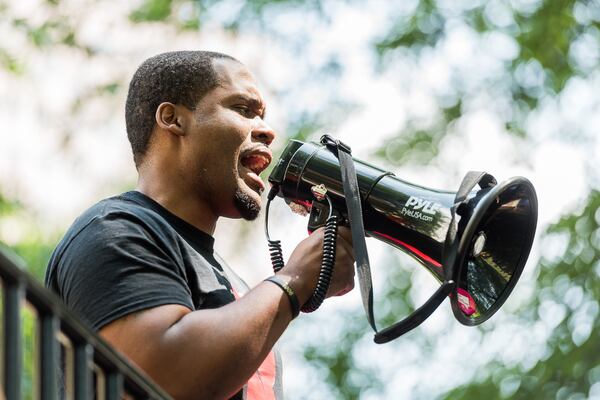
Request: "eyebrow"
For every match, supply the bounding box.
[230,93,267,119]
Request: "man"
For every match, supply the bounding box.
[45,51,355,399]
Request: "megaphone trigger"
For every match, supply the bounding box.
[311,184,328,201]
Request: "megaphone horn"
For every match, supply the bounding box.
[266,136,538,343]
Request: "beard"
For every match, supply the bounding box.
[233,188,261,220]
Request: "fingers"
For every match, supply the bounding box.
[335,227,355,263]
[335,238,355,267]
[309,226,354,261]
[334,281,355,297]
[305,224,356,299]
[336,226,353,245]
[331,227,356,297]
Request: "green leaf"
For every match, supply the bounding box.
[375,128,444,166]
[513,0,580,93]
[98,82,120,95]
[130,0,173,23]
[0,48,23,74]
[375,0,444,55]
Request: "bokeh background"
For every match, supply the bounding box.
[1,0,599,399]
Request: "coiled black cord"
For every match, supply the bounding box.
[268,239,285,272]
[264,184,338,313]
[300,214,338,312]
[265,186,285,273]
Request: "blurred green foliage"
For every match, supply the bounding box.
[0,194,54,281]
[374,0,600,161]
[129,0,202,30]
[0,48,23,75]
[444,191,600,399]
[128,0,327,31]
[130,0,173,22]
[301,251,419,399]
[375,0,444,54]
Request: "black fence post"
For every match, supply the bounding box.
[74,343,93,400]
[4,281,23,400]
[106,371,123,400]
[40,313,59,400]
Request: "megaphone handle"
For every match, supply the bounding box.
[300,214,339,312]
[265,184,340,314]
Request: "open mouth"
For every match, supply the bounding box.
[240,152,271,175]
[239,147,272,193]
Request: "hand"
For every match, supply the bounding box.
[278,226,356,305]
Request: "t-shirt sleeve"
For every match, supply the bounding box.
[54,212,195,330]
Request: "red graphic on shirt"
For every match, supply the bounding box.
[230,287,278,399]
[246,352,277,400]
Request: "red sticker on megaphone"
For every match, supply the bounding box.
[457,288,476,316]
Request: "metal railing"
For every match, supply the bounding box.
[0,248,172,400]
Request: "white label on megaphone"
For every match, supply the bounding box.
[404,196,442,215]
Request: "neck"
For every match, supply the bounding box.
[136,167,218,236]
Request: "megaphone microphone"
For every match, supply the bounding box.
[265,135,538,343]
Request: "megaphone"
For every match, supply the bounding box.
[266,136,538,343]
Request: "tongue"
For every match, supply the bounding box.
[241,155,262,171]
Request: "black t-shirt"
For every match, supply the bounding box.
[45,191,237,330]
[45,191,282,399]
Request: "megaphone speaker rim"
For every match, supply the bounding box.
[450,176,538,326]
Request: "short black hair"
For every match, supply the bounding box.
[125,50,238,166]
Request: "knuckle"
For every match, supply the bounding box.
[314,226,326,235]
[314,229,325,240]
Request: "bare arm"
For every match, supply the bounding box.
[100,227,355,400]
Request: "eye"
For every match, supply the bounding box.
[234,105,257,118]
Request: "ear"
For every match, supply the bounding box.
[155,102,185,136]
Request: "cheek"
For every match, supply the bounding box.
[196,137,245,185]
[205,117,249,152]
[187,113,252,178]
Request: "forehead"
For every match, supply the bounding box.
[209,58,263,101]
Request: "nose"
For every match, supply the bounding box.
[251,117,276,147]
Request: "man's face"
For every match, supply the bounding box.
[181,59,276,220]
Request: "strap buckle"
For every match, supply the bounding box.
[320,134,352,154]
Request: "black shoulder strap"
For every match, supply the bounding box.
[321,135,377,331]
